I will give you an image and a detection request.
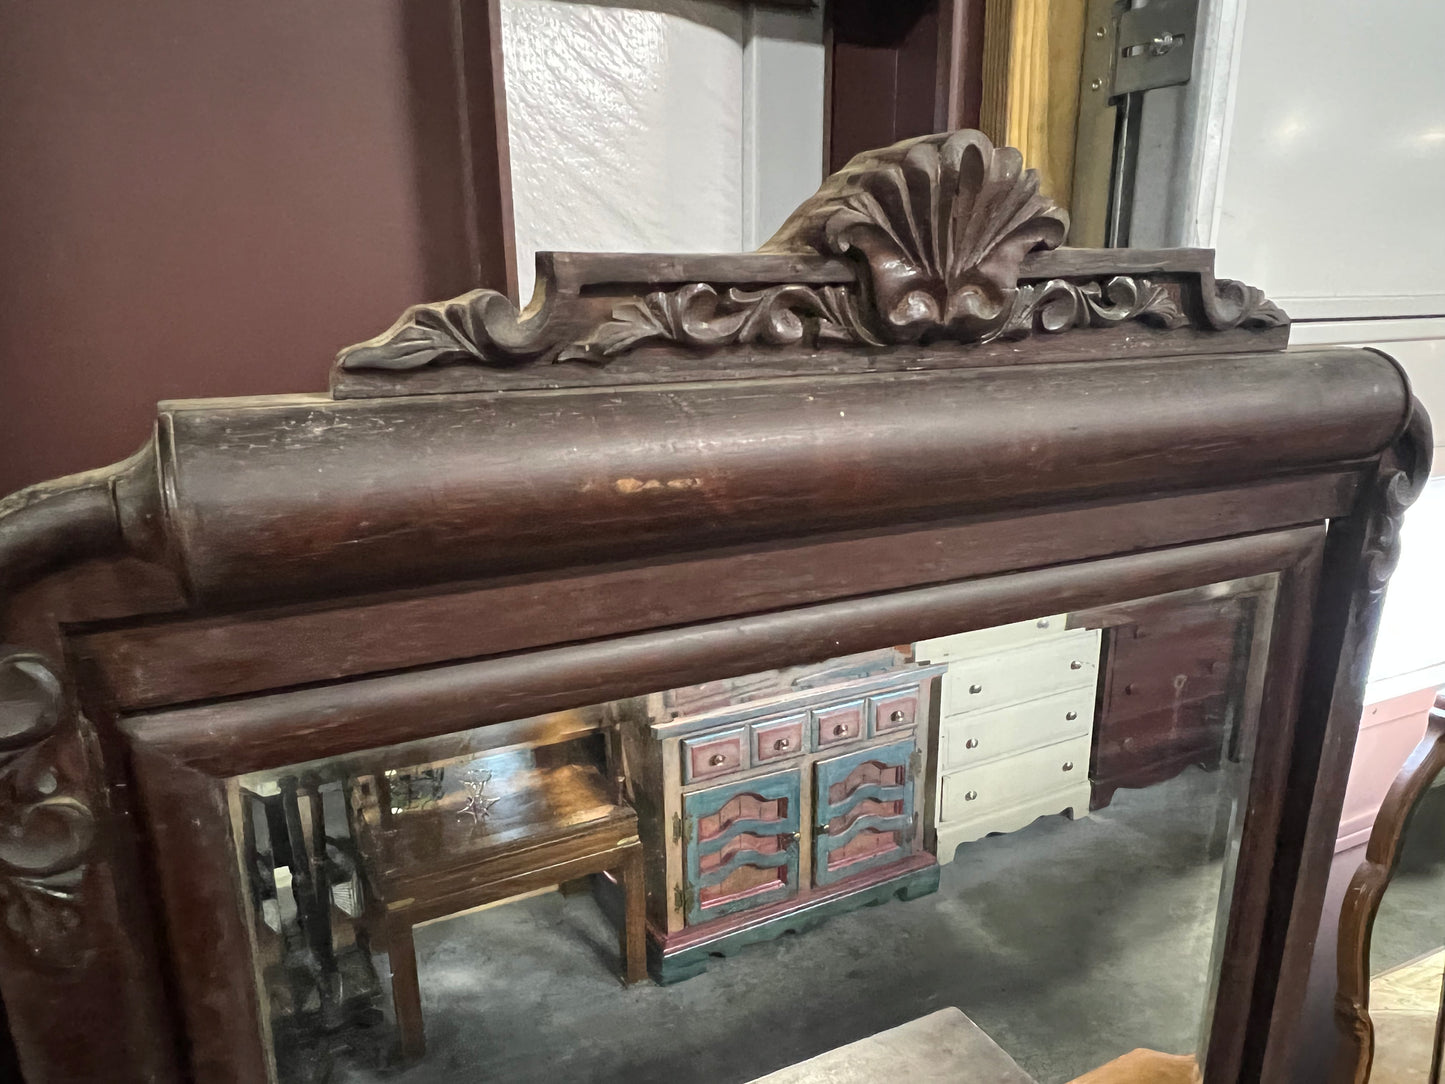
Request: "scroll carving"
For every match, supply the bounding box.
[560,282,881,361]
[1363,400,1434,601]
[334,288,549,372]
[334,129,1289,388]
[0,649,96,968]
[998,276,1186,339]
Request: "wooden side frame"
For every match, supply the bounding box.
[115,526,1321,1083]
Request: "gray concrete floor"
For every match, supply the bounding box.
[335,767,1237,1084]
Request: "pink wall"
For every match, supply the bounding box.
[0,2,495,496]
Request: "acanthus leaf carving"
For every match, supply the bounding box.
[558,283,881,362]
[1362,401,1434,601]
[338,288,549,371]
[335,129,1288,381]
[1203,278,1289,331]
[997,276,1188,341]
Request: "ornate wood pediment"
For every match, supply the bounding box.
[333,130,1286,398]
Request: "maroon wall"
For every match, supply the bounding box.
[0,2,507,496]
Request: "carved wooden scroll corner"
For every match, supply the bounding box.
[0,648,98,970]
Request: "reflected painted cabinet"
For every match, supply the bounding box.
[619,667,944,981]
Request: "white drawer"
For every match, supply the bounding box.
[939,734,1092,823]
[939,630,1101,717]
[914,615,1069,663]
[940,687,1094,772]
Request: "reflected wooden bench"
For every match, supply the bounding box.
[349,741,646,1060]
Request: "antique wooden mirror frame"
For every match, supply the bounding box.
[0,130,1432,1083]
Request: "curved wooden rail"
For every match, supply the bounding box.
[1335,692,1445,1083]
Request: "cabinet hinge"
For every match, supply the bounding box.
[671,812,684,844]
[673,883,691,915]
[908,749,924,780]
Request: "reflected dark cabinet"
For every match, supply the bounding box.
[0,130,1432,1082]
[1086,589,1267,809]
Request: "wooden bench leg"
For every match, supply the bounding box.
[385,913,426,1061]
[620,844,647,985]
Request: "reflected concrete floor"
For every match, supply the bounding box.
[337,767,1233,1084]
[1371,783,1445,976]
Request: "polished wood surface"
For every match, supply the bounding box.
[0,129,1431,1082]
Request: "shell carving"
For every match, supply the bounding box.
[764,130,1069,343]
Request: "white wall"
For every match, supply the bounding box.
[1210,0,1445,321]
[500,0,825,302]
[1187,0,1445,692]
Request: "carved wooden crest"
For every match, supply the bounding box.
[334,128,1286,397]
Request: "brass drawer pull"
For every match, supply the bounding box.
[774,737,791,751]
[833,723,850,736]
[964,738,979,749]
[1066,710,1079,721]
[709,753,728,767]
[1070,660,1084,670]
[964,790,979,801]
[889,709,906,723]
[1062,761,1075,772]
[969,683,983,694]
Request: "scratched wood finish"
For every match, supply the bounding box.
[0,129,1431,1083]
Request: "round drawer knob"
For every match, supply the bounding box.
[774,737,791,751]
[1069,660,1084,670]
[889,709,906,723]
[964,738,980,749]
[1036,619,1050,629]
[964,790,979,802]
[968,683,983,695]
[833,723,849,736]
[1062,761,1075,772]
[1065,710,1078,721]
[709,753,727,766]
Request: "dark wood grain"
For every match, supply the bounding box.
[121,528,1323,776]
[127,745,270,1084]
[77,471,1360,712]
[159,351,1400,606]
[0,128,1430,1082]
[1256,402,1433,1082]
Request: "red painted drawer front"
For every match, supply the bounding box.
[870,688,920,736]
[682,726,748,783]
[813,699,866,748]
[752,714,806,763]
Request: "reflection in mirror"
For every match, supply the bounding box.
[1345,700,1445,1084]
[229,576,1277,1083]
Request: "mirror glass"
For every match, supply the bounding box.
[1368,776,1445,1083]
[228,574,1277,1083]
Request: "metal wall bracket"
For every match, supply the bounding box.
[1070,0,1201,247]
[1113,0,1199,96]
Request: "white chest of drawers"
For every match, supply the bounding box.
[915,618,1102,863]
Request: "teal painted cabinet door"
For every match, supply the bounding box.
[813,738,916,887]
[682,771,801,926]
